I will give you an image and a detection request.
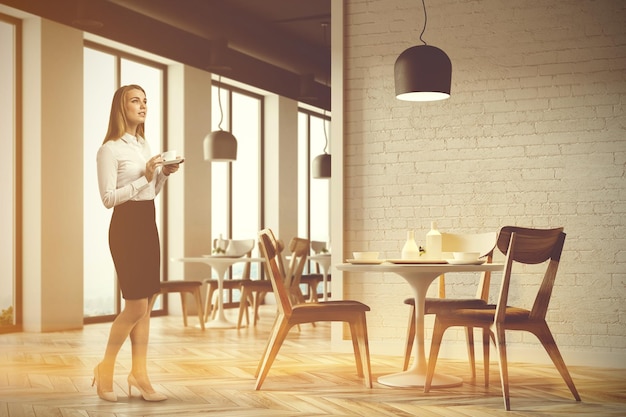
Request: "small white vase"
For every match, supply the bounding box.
[425,221,442,260]
[401,230,421,260]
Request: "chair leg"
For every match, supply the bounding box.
[348,321,364,378]
[493,325,511,411]
[349,314,372,388]
[192,288,205,330]
[482,328,491,387]
[308,280,319,302]
[179,292,189,327]
[403,302,416,371]
[245,292,253,325]
[204,284,216,323]
[148,292,160,312]
[533,323,581,402]
[424,317,447,393]
[465,326,476,381]
[237,286,251,329]
[255,315,291,390]
[253,291,265,325]
[211,290,220,320]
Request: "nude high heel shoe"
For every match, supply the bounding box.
[127,373,167,402]
[92,364,117,402]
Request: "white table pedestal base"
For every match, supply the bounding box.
[378,369,462,388]
[203,317,237,329]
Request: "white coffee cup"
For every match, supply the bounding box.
[162,150,177,161]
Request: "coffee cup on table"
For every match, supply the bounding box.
[353,251,379,260]
[452,252,480,262]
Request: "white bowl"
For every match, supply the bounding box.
[353,251,379,260]
[225,239,256,257]
[453,252,481,262]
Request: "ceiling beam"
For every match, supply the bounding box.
[0,0,330,110]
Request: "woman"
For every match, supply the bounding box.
[94,84,181,402]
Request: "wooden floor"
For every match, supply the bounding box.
[1,305,625,416]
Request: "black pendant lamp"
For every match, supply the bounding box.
[312,23,331,179]
[394,0,451,101]
[312,139,331,179]
[204,75,237,161]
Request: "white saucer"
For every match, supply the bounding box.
[346,259,385,265]
[386,259,448,264]
[163,158,184,165]
[446,258,486,265]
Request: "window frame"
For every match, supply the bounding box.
[0,13,22,334]
[83,40,169,324]
[211,79,265,307]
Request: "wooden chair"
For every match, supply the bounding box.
[203,239,255,323]
[254,229,372,390]
[403,231,498,380]
[150,280,205,330]
[236,239,286,329]
[300,273,324,302]
[300,241,330,302]
[424,226,581,411]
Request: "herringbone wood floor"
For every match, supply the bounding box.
[1,305,625,416]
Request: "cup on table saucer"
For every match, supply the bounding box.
[352,251,380,261]
[452,252,480,262]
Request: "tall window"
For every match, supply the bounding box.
[83,43,166,321]
[0,15,21,333]
[298,109,331,244]
[210,80,263,305]
[298,109,331,296]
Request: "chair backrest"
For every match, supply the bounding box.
[495,226,566,322]
[439,231,498,299]
[258,229,310,317]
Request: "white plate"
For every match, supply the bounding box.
[386,259,448,264]
[445,258,486,265]
[163,158,184,165]
[202,254,242,258]
[346,259,385,265]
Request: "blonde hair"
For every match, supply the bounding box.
[102,84,146,144]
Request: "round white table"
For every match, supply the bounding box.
[336,261,504,388]
[175,256,264,329]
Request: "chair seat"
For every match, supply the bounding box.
[292,300,370,314]
[160,280,202,291]
[152,280,204,330]
[439,305,531,323]
[300,273,323,284]
[404,297,488,313]
[240,280,272,290]
[205,278,246,289]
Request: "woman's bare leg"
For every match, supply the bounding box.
[129,298,157,391]
[98,298,150,391]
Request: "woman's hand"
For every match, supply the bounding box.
[145,155,162,182]
[162,160,182,176]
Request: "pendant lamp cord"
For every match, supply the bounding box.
[322,22,329,154]
[419,0,428,45]
[216,74,225,131]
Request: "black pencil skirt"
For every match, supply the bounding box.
[109,200,161,300]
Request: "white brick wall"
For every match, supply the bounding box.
[342,0,626,368]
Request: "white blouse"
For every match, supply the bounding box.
[96,132,168,209]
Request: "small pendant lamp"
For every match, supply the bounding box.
[312,22,331,179]
[204,75,237,161]
[394,0,451,101]
[312,147,331,178]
